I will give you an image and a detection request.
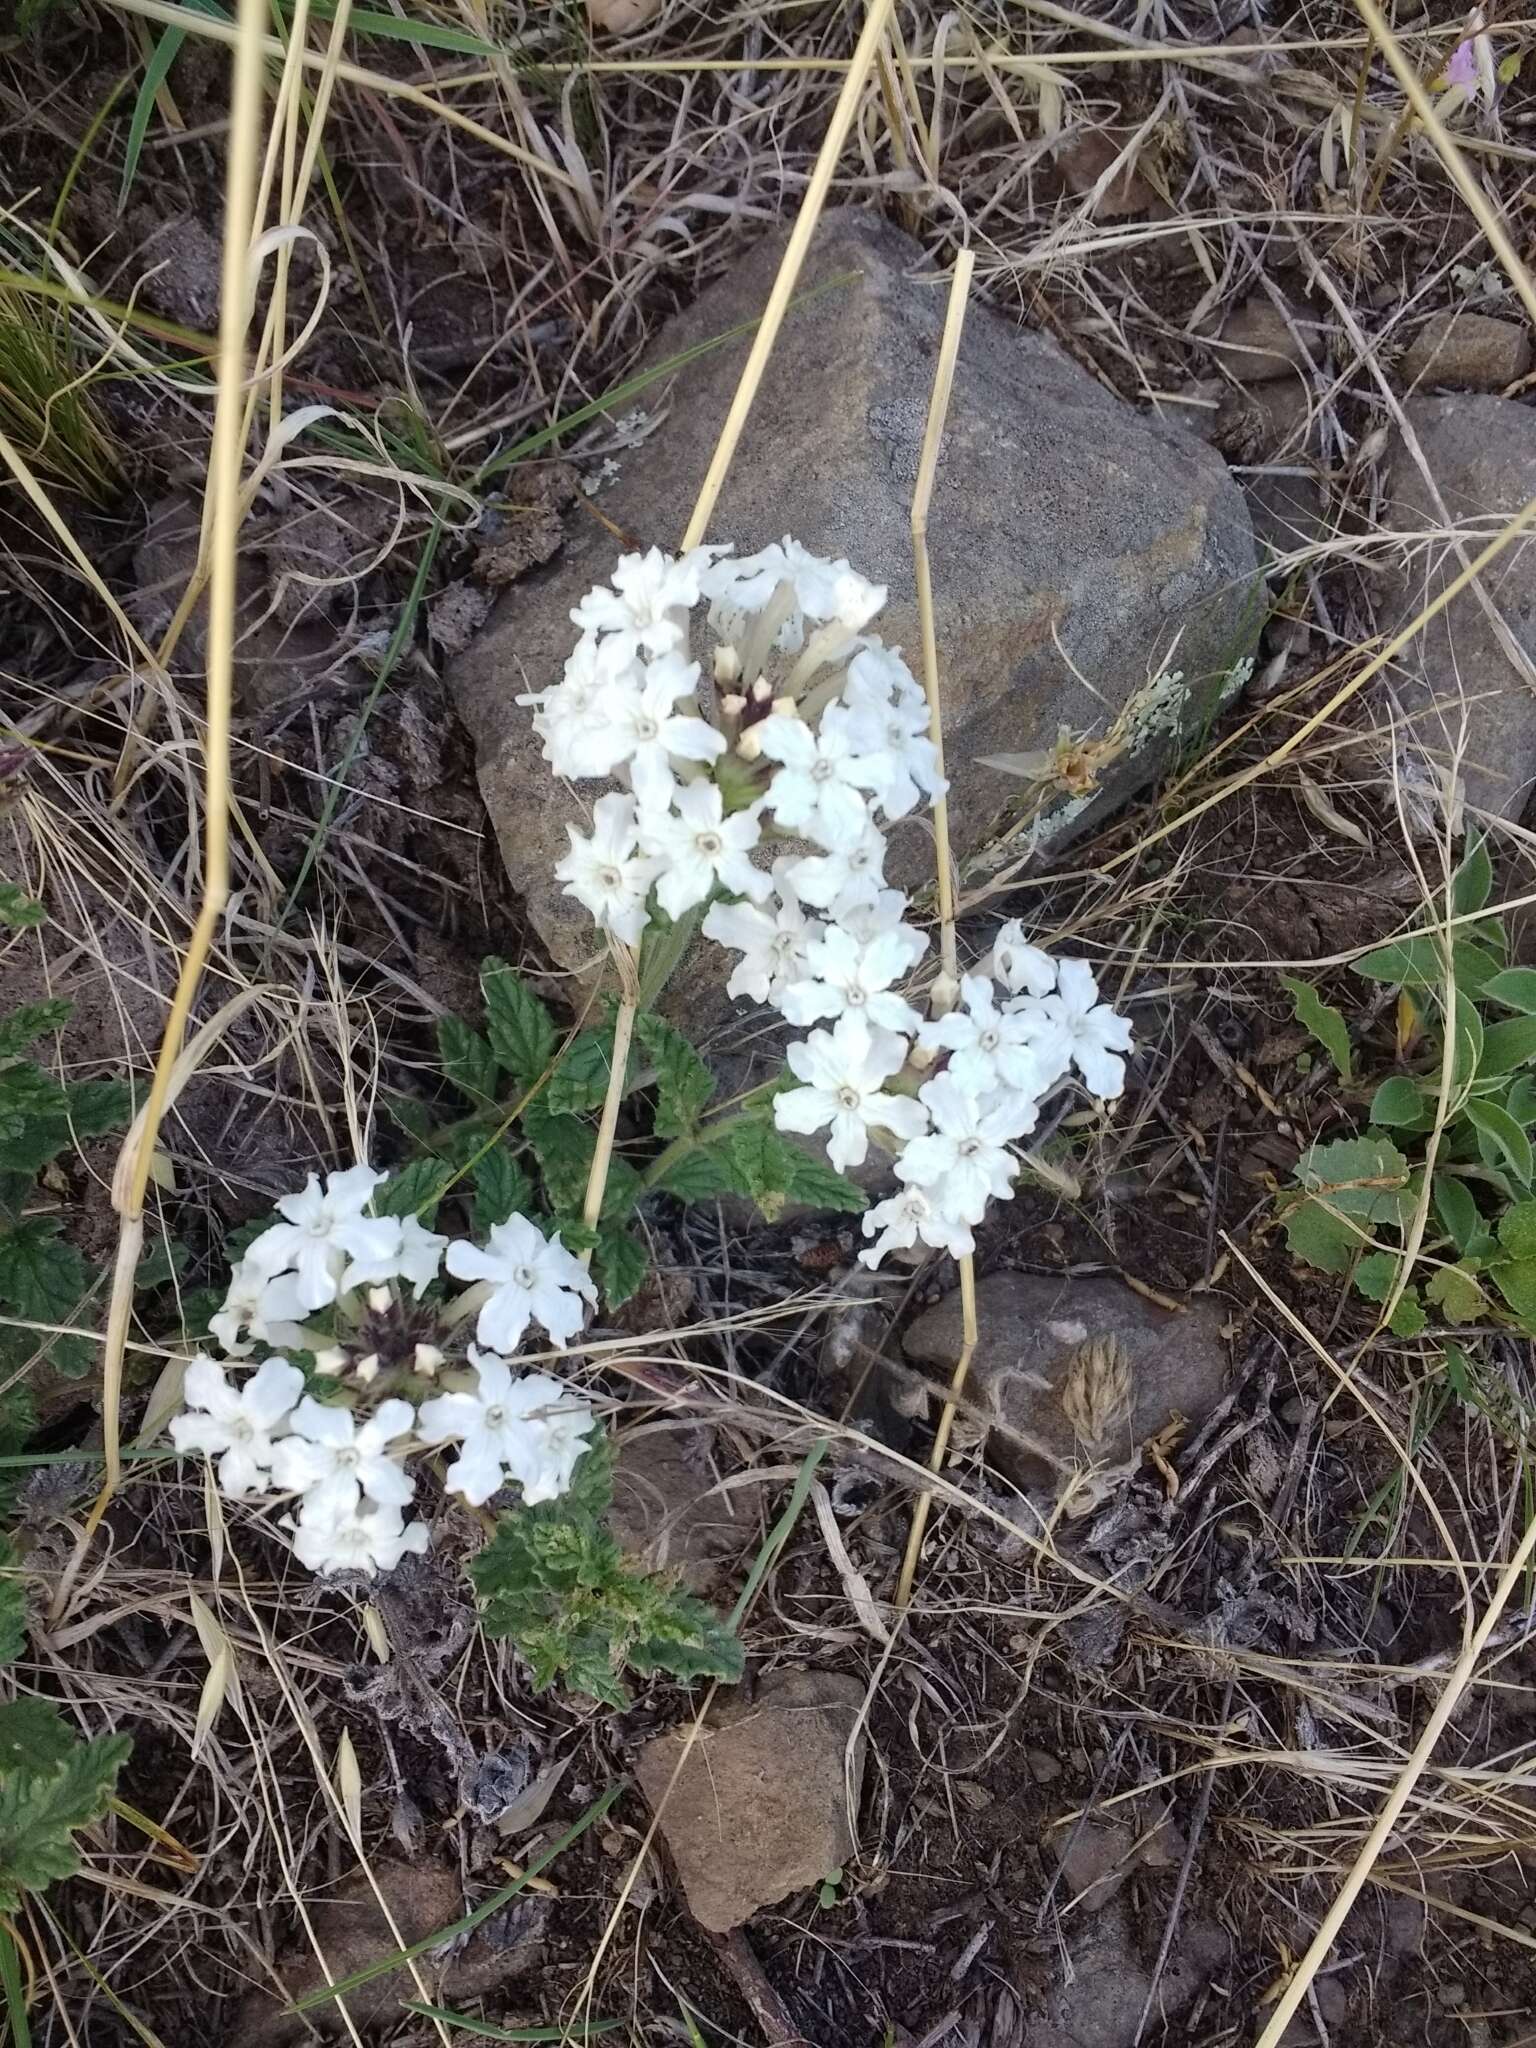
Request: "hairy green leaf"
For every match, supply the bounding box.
[634,1014,714,1138]
[1352,935,1448,987]
[62,1079,133,1141]
[1279,974,1353,1082]
[1353,1251,1400,1303]
[1369,1076,1425,1127]
[0,1719,131,1912]
[593,1227,647,1310]
[1498,1201,1536,1262]
[1452,830,1493,917]
[481,959,555,1088]
[437,1015,501,1106]
[522,1100,596,1214]
[1294,1135,1411,1223]
[472,1148,535,1234]
[0,1004,70,1061]
[1465,1099,1534,1188]
[0,1219,92,1325]
[0,1702,75,1774]
[1283,1196,1360,1275]
[652,1144,738,1203]
[0,885,43,931]
[1433,1173,1483,1256]
[1425,1263,1489,1322]
[781,1147,868,1215]
[1492,1256,1536,1326]
[546,1029,619,1118]
[373,1156,447,1226]
[1386,1289,1428,1338]
[0,1542,26,1671]
[1482,968,1536,1015]
[1478,1015,1536,1079]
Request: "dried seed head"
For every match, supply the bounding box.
[1060,1335,1134,1451]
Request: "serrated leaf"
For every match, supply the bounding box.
[0,1701,76,1773]
[1353,1251,1400,1302]
[1284,1196,1360,1274]
[782,1147,868,1214]
[0,1004,71,1061]
[437,1014,500,1105]
[1465,1100,1534,1188]
[0,1218,91,1324]
[472,1147,534,1234]
[1279,975,1353,1082]
[1386,1289,1428,1337]
[653,1144,738,1202]
[1478,1015,1536,1079]
[1295,1136,1411,1223]
[1498,1201,1536,1261]
[62,1078,133,1140]
[546,1028,619,1117]
[1425,1263,1489,1321]
[0,1542,26,1670]
[0,885,43,930]
[594,1227,647,1309]
[481,958,556,1087]
[0,1065,67,1146]
[522,1099,596,1214]
[1482,968,1536,1014]
[372,1156,446,1225]
[1433,1173,1482,1255]
[1370,1075,1425,1127]
[599,1157,642,1225]
[634,1014,714,1138]
[1452,830,1493,916]
[0,1723,132,1912]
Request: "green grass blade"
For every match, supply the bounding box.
[305,0,500,54]
[120,27,188,209]
[729,1439,828,1631]
[0,1919,31,2048]
[287,1780,625,2014]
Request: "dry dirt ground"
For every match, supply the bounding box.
[4,1,1536,2044]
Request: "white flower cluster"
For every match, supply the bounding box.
[168,1168,597,1575]
[534,539,1135,1265]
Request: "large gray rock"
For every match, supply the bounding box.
[448,209,1258,989]
[1378,396,1536,820]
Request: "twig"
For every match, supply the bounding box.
[711,1928,815,2047]
[894,248,974,1614]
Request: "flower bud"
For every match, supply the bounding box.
[314,1347,348,1378]
[714,643,742,686]
[354,1352,381,1385]
[413,1343,443,1378]
[929,971,961,1018]
[719,692,747,717]
[366,1285,392,1314]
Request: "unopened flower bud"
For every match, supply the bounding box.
[737,724,765,762]
[750,676,773,703]
[354,1352,381,1385]
[719,691,747,717]
[714,643,742,685]
[314,1347,348,1378]
[907,1037,940,1071]
[366,1285,392,1314]
[413,1343,443,1378]
[929,971,961,1018]
[771,695,796,719]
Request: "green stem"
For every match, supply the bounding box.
[639,1086,785,1192]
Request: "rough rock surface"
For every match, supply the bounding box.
[1212,292,1313,381]
[1024,1900,1229,2048]
[607,1421,743,1594]
[448,208,1257,991]
[902,1272,1229,1491]
[1400,310,1532,393]
[635,1668,865,1931]
[1377,395,1536,819]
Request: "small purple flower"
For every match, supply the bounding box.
[1445,37,1478,90]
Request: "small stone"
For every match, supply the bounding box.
[1213,293,1313,381]
[1438,1981,1467,2010]
[1027,1748,1064,1783]
[1401,310,1532,392]
[635,1669,866,1932]
[1057,1815,1137,1910]
[607,1422,743,1596]
[902,1274,1230,1492]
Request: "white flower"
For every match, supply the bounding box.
[990,921,1057,1000]
[758,713,886,850]
[858,1184,975,1268]
[570,545,716,654]
[1039,959,1136,1098]
[169,1354,304,1495]
[838,889,927,966]
[338,1212,447,1298]
[290,1494,429,1576]
[210,1257,309,1356]
[701,862,822,1003]
[592,652,724,807]
[445,1215,597,1353]
[555,791,660,947]
[780,922,926,1035]
[269,1395,416,1514]
[417,1353,595,1506]
[528,632,645,779]
[245,1164,400,1313]
[825,649,946,818]
[783,819,889,911]
[918,975,1050,1099]
[896,1073,1034,1225]
[774,1012,928,1173]
[638,779,769,919]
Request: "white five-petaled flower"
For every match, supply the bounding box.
[896,1072,1034,1225]
[638,780,770,919]
[210,1257,309,1356]
[757,713,887,850]
[774,1012,928,1173]
[555,791,661,947]
[858,1184,975,1268]
[989,920,1058,1001]
[779,922,926,1035]
[169,1354,305,1495]
[529,633,646,779]
[417,1353,596,1507]
[783,819,889,911]
[570,544,717,653]
[445,1215,597,1354]
[1037,958,1136,1098]
[245,1164,400,1313]
[339,1212,448,1299]
[825,650,946,818]
[591,653,725,807]
[918,975,1050,1099]
[269,1395,417,1515]
[701,863,822,1004]
[290,1494,429,1577]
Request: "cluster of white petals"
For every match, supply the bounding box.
[168,1167,597,1576]
[542,539,1136,1265]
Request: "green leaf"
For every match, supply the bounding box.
[1425,1263,1489,1322]
[372,1156,446,1226]
[0,1066,67,1147]
[1369,1075,1425,1127]
[599,1158,642,1226]
[0,1543,25,1671]
[718,1118,807,1222]
[1353,935,1448,987]
[1386,1289,1428,1338]
[437,1015,501,1106]
[1294,1135,1412,1223]
[594,1227,647,1310]
[1279,975,1353,1082]
[1452,830,1493,917]
[1492,1256,1536,1324]
[653,1144,738,1202]
[1452,942,1500,998]
[1284,1197,1360,1274]
[0,885,43,931]
[1451,990,1484,1094]
[1465,1100,1534,1188]
[481,958,555,1088]
[1433,1173,1482,1255]
[781,1147,868,1215]
[1478,1015,1536,1079]
[522,1099,596,1214]
[0,1219,92,1324]
[0,1702,75,1775]
[1482,968,1536,1015]
[546,1029,619,1118]
[61,1079,133,1141]
[634,1015,714,1138]
[472,1147,534,1234]
[0,1005,70,1061]
[1498,1201,1536,1261]
[1353,1251,1400,1303]
[0,1722,131,1912]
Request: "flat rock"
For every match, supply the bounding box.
[901,1273,1229,1491]
[1211,292,1312,381]
[1377,395,1536,819]
[448,209,1257,999]
[607,1421,744,1595]
[1401,310,1532,393]
[635,1668,865,1931]
[1024,1897,1221,2048]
